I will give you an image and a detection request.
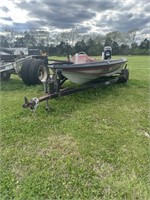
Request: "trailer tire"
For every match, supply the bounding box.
[0,71,11,81]
[118,69,129,83]
[20,58,33,85]
[28,59,49,85]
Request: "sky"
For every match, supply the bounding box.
[0,0,149,37]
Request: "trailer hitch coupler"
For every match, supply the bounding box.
[22,97,39,111]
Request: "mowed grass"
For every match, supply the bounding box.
[0,56,150,199]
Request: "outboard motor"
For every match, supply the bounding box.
[103,46,112,60]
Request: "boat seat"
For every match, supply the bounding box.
[71,53,96,64]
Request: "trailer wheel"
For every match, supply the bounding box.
[28,59,49,85]
[0,71,11,81]
[118,69,129,83]
[20,58,33,85]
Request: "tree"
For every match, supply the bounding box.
[66,28,79,46]
[14,37,26,47]
[1,29,148,56]
[139,38,150,55]
[106,31,122,44]
[112,41,119,55]
[128,29,139,46]
[130,42,138,55]
[0,36,10,47]
[24,32,37,47]
[104,37,113,46]
[74,40,87,53]
[119,44,130,55]
[139,38,149,49]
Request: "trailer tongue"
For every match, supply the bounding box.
[22,72,128,112]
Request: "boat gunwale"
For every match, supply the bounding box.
[50,58,127,70]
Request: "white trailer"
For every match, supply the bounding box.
[0,54,49,84]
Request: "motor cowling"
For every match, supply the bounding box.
[104,46,112,60]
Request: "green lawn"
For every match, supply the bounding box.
[0,56,150,199]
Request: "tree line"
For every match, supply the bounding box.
[0,29,149,56]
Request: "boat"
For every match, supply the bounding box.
[50,52,128,84]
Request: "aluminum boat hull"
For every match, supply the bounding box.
[51,58,127,84]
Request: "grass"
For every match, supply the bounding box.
[0,56,150,199]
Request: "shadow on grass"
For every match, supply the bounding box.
[36,77,148,117]
[34,83,128,116]
[2,77,146,119]
[1,78,25,91]
[0,78,43,92]
[20,77,149,121]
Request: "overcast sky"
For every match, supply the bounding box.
[0,0,149,37]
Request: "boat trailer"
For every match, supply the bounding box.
[22,67,129,112]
